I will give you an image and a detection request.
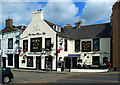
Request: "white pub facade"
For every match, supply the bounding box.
[19,9,112,71]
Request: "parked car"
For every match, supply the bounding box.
[2,68,14,83]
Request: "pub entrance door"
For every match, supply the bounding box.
[65,57,71,69]
[15,54,19,68]
[92,56,100,65]
[36,56,41,70]
[2,57,6,67]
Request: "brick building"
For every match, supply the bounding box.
[112,1,120,69]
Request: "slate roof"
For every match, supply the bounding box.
[0,25,26,33]
[60,23,112,40]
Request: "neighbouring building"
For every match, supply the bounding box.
[19,9,112,71]
[0,19,26,68]
[112,1,120,69]
[57,22,112,70]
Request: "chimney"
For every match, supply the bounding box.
[32,9,44,21]
[65,24,72,27]
[75,20,82,28]
[6,19,13,28]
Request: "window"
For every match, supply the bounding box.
[8,38,13,49]
[23,40,28,52]
[45,38,51,51]
[93,39,100,51]
[82,41,91,52]
[0,39,1,50]
[64,39,67,51]
[27,56,33,67]
[75,40,80,52]
[30,37,42,52]
[8,54,13,66]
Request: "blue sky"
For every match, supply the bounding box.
[0,0,117,30]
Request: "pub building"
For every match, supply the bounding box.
[19,9,112,71]
[19,9,60,71]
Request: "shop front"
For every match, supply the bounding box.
[64,54,80,69]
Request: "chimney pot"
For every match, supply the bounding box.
[40,9,42,11]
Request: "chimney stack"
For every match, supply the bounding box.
[75,20,82,28]
[6,19,13,28]
[32,9,44,21]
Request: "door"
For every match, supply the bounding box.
[92,56,99,65]
[72,57,77,67]
[15,54,19,68]
[2,57,6,67]
[36,56,41,70]
[65,57,71,68]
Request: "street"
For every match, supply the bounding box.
[5,70,119,84]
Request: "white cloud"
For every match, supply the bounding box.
[81,0,117,25]
[1,2,42,28]
[43,0,79,26]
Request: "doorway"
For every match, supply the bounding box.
[92,56,100,65]
[36,56,41,70]
[65,57,71,68]
[72,57,77,67]
[15,54,19,68]
[2,57,6,67]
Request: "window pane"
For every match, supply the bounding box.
[64,39,67,51]
[27,56,33,67]
[8,38,13,49]
[45,38,51,51]
[93,39,99,51]
[75,40,80,51]
[23,40,28,52]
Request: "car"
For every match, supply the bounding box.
[2,68,14,83]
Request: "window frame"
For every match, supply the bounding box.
[23,40,28,52]
[45,38,51,51]
[8,38,13,49]
[27,56,33,67]
[93,39,100,51]
[64,39,67,51]
[75,40,80,52]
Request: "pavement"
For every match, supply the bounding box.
[11,68,69,74]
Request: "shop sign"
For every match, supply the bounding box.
[30,37,42,52]
[28,52,41,55]
[5,50,13,54]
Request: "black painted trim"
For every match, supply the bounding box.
[56,34,58,71]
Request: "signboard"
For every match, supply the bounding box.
[30,37,42,52]
[82,41,91,52]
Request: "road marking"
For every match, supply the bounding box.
[67,78,119,83]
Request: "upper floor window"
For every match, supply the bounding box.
[64,39,67,51]
[75,40,80,52]
[93,39,100,51]
[82,41,91,52]
[8,38,13,49]
[23,40,28,52]
[45,38,51,51]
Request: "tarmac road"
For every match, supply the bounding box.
[4,70,120,84]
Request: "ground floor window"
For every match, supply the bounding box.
[103,57,108,64]
[27,56,33,67]
[8,54,13,66]
[45,56,52,70]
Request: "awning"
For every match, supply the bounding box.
[68,54,81,57]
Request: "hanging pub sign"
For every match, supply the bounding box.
[82,41,91,52]
[30,37,42,52]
